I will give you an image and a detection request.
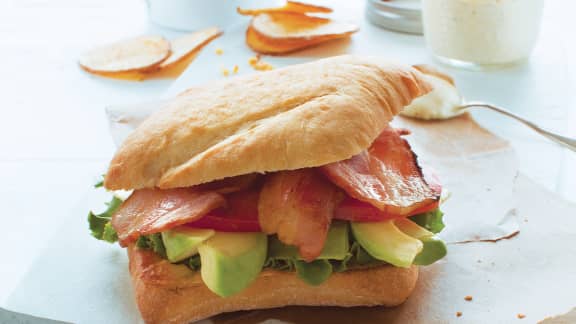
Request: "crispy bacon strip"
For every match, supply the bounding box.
[197,173,263,194]
[258,169,342,262]
[112,188,225,246]
[321,128,438,216]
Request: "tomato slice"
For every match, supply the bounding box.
[184,189,262,232]
[334,167,442,222]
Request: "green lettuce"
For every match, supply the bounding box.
[263,242,384,285]
[88,196,122,243]
[185,254,201,271]
[294,260,333,286]
[94,180,104,188]
[331,242,384,272]
[409,208,445,234]
[136,233,167,259]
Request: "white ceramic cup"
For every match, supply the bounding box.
[146,0,278,31]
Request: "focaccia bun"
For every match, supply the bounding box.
[128,246,419,324]
[105,55,433,190]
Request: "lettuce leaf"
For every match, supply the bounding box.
[94,180,104,188]
[88,196,122,243]
[409,208,445,234]
[294,260,333,285]
[332,242,384,272]
[264,258,295,272]
[136,233,167,259]
[264,258,334,285]
[185,254,201,271]
[102,222,118,243]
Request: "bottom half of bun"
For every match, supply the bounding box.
[128,245,419,324]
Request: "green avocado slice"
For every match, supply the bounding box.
[413,237,447,266]
[395,218,447,266]
[162,227,215,263]
[351,220,423,268]
[198,232,267,297]
[268,222,349,260]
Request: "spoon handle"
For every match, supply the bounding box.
[460,102,576,153]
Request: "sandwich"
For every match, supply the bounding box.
[88,55,448,324]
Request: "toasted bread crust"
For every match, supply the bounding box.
[105,56,433,190]
[128,246,419,324]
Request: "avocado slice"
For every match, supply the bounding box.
[268,222,349,260]
[413,237,447,266]
[351,220,423,268]
[395,218,447,266]
[161,227,215,263]
[394,218,434,239]
[198,232,267,297]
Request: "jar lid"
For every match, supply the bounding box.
[365,0,422,35]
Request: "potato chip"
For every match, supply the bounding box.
[238,1,332,16]
[246,25,339,54]
[89,71,147,81]
[79,35,171,73]
[252,12,358,39]
[158,27,222,69]
[247,13,358,54]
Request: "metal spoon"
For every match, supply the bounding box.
[457,102,576,152]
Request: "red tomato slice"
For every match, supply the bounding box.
[334,167,442,222]
[184,189,262,232]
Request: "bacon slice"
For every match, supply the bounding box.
[197,173,263,194]
[321,128,438,216]
[185,188,262,232]
[112,188,225,246]
[258,169,342,262]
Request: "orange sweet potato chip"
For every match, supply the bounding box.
[246,12,358,55]
[238,1,332,16]
[79,35,170,74]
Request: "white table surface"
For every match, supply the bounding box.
[0,0,574,311]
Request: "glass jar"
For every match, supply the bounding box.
[366,0,423,35]
[422,0,544,70]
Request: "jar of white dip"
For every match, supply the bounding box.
[422,0,544,69]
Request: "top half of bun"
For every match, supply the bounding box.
[104,55,435,190]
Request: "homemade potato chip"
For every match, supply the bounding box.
[252,13,358,39]
[238,1,332,16]
[79,35,170,73]
[158,27,222,69]
[247,13,358,54]
[246,25,339,54]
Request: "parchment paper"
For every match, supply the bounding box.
[7,106,576,323]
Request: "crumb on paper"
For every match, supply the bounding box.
[215,48,223,55]
[233,65,239,74]
[464,295,473,301]
[248,55,260,66]
[221,68,230,76]
[456,311,462,317]
[254,61,274,71]
[247,55,273,71]
[517,313,526,319]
